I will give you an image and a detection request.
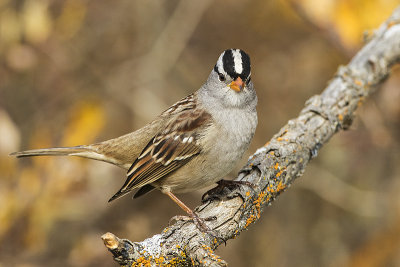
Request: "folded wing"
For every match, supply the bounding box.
[109,108,212,201]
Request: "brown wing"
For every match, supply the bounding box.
[108,108,212,202]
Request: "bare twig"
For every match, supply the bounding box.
[287,0,353,56]
[297,165,387,217]
[105,0,214,122]
[102,6,400,266]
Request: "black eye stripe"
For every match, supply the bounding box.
[213,65,219,74]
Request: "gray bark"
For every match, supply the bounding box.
[102,6,400,266]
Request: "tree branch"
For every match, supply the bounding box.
[102,6,400,266]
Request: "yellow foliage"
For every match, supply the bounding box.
[0,7,21,46]
[295,0,399,47]
[23,0,52,43]
[0,0,88,47]
[5,99,106,253]
[0,190,18,240]
[56,0,87,40]
[334,0,398,47]
[18,167,41,197]
[62,100,106,146]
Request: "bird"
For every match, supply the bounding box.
[11,48,258,232]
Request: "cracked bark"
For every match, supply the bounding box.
[102,6,400,266]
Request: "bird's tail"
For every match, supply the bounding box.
[10,146,89,158]
[10,130,147,170]
[10,144,128,168]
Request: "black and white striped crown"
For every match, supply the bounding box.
[214,49,251,80]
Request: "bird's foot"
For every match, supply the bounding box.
[169,212,226,245]
[170,213,216,231]
[202,179,256,202]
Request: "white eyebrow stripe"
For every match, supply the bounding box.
[232,49,243,74]
[216,52,227,76]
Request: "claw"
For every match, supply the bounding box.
[202,179,257,202]
[170,212,225,245]
[204,215,217,221]
[169,215,191,226]
[190,211,212,233]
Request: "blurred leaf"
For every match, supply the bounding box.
[334,0,398,47]
[23,0,52,43]
[0,190,18,240]
[18,167,41,198]
[6,44,38,71]
[295,0,399,48]
[62,100,106,146]
[0,7,21,46]
[0,108,20,159]
[56,0,87,40]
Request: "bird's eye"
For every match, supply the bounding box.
[218,74,226,82]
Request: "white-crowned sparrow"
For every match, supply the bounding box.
[11,48,258,231]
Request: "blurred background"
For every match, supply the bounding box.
[1,0,400,266]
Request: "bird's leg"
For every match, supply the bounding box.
[165,191,212,232]
[202,179,257,202]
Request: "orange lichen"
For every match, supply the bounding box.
[270,151,275,156]
[153,256,165,265]
[243,167,288,229]
[245,190,271,228]
[277,137,283,141]
[201,245,223,263]
[354,79,363,86]
[167,255,189,266]
[276,168,285,178]
[338,114,344,121]
[245,215,257,228]
[276,180,286,192]
[274,163,279,170]
[130,246,190,267]
[270,188,276,194]
[246,191,250,197]
[132,256,152,267]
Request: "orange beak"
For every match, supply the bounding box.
[229,77,244,92]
